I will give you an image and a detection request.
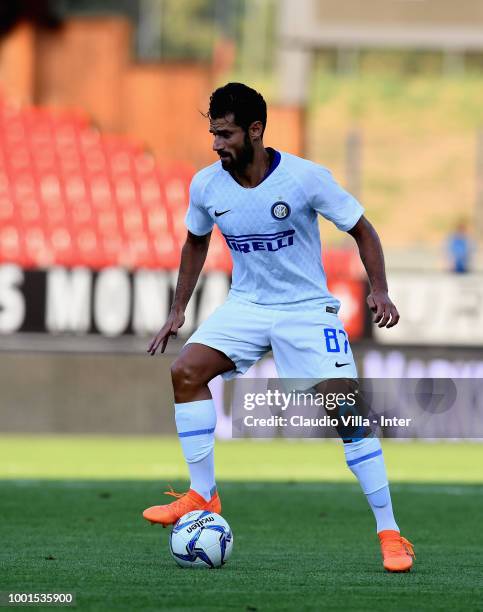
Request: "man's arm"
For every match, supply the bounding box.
[347,216,399,328]
[147,230,211,355]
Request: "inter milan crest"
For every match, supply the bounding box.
[271,201,291,220]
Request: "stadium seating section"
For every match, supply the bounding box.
[0,95,231,272]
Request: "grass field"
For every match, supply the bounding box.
[1,437,482,611]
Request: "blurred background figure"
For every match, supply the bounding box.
[446,220,473,273]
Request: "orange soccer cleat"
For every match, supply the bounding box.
[143,487,221,527]
[378,530,415,572]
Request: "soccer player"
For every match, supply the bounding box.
[143,83,414,572]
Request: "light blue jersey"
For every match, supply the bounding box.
[185,151,364,310]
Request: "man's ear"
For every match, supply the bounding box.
[248,120,264,142]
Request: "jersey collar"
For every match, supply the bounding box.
[262,147,281,182]
[227,147,281,188]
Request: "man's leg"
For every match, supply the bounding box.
[271,310,414,571]
[143,343,235,526]
[171,343,235,501]
[315,379,414,572]
[314,379,399,533]
[144,297,270,525]
[344,432,414,571]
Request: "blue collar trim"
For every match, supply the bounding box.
[262,148,281,182]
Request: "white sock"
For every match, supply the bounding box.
[186,449,215,502]
[344,437,399,533]
[366,486,399,533]
[175,400,217,502]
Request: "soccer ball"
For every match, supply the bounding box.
[169,510,233,568]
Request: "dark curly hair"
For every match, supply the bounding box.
[208,82,267,134]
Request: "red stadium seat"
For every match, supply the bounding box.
[168,207,189,246]
[75,228,104,269]
[69,202,93,227]
[0,93,197,271]
[0,197,14,222]
[152,233,179,269]
[64,174,88,203]
[97,209,120,235]
[0,225,26,266]
[24,225,54,268]
[114,175,137,208]
[78,127,102,151]
[11,173,36,200]
[89,173,113,210]
[122,207,145,235]
[84,149,108,174]
[100,233,124,267]
[48,226,75,267]
[122,233,155,269]
[146,207,168,236]
[204,227,232,273]
[32,148,57,173]
[133,152,157,177]
[39,174,62,205]
[138,175,164,209]
[44,199,67,226]
[161,161,194,212]
[16,197,42,225]
[7,146,31,172]
[58,149,82,173]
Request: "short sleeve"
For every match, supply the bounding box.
[309,166,364,231]
[184,175,214,236]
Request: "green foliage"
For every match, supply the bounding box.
[157,0,216,61]
[310,73,483,129]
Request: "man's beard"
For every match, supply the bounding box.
[221,134,254,172]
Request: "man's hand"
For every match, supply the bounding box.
[367,290,400,328]
[147,231,210,356]
[348,216,399,329]
[147,310,185,355]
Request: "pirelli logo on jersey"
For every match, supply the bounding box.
[223,230,295,253]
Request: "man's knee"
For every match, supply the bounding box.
[314,378,373,440]
[171,358,205,392]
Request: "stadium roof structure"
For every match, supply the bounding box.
[278,0,483,102]
[281,0,483,50]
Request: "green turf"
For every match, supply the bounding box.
[1,438,482,611]
[1,437,482,482]
[1,479,482,611]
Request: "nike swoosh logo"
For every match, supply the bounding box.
[335,362,350,368]
[215,210,231,217]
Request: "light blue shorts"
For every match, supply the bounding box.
[185,297,358,382]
